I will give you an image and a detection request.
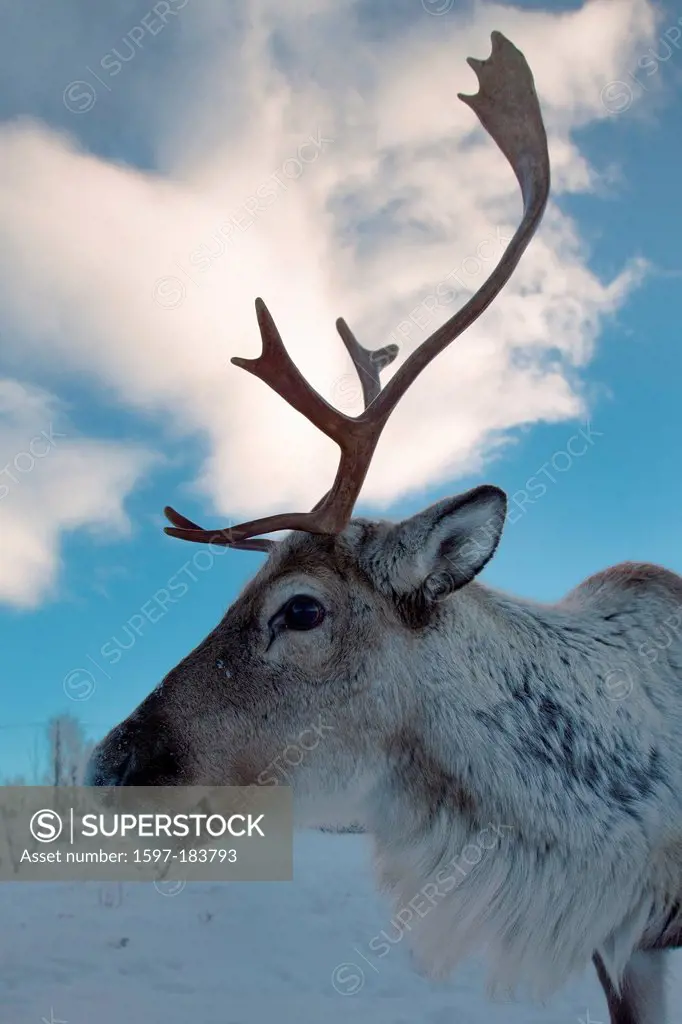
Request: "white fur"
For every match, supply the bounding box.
[347,546,682,1014]
[89,490,682,1024]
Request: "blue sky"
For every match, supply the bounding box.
[1,0,681,778]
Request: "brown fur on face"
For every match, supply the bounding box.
[88,522,430,794]
[87,488,508,800]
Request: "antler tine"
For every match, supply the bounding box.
[165,311,400,545]
[164,30,549,550]
[165,299,366,547]
[231,298,353,445]
[308,325,399,512]
[368,30,549,425]
[163,506,275,553]
[335,319,399,409]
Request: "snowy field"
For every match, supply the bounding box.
[1,830,680,1024]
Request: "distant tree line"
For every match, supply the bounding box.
[3,713,95,785]
[3,724,365,833]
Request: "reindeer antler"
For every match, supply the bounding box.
[164,321,398,550]
[164,31,550,549]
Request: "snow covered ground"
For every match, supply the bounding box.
[1,830,680,1023]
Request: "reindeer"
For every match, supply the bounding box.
[86,32,682,1024]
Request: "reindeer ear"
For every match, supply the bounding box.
[387,485,507,599]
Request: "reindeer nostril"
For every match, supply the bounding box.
[85,720,141,787]
[88,712,182,786]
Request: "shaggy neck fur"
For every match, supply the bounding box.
[364,574,682,1001]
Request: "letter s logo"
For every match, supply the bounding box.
[30,809,63,843]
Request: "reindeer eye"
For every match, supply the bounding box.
[282,595,325,631]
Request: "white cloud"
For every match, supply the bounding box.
[0,380,155,608]
[0,0,660,538]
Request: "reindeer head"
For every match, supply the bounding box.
[88,32,550,822]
